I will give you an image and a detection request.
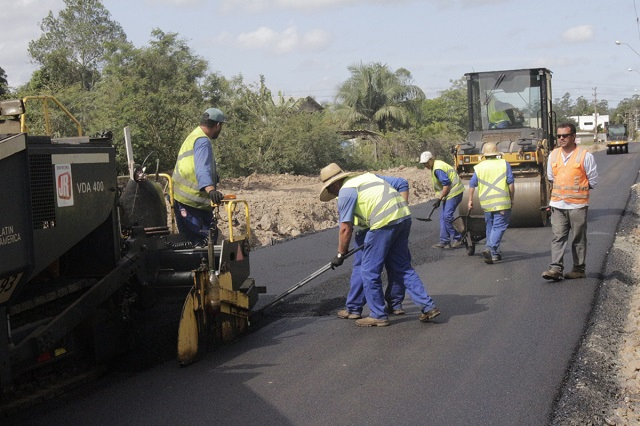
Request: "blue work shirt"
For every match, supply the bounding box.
[468,161,514,188]
[193,136,217,191]
[337,175,409,224]
[434,169,451,186]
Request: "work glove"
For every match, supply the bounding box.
[208,190,224,205]
[331,253,345,268]
[432,198,441,209]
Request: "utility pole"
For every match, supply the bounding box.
[593,87,598,141]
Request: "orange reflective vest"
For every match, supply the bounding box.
[549,146,589,205]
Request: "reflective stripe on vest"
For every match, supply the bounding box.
[474,159,511,212]
[173,127,211,209]
[432,160,465,200]
[549,147,589,204]
[342,173,410,230]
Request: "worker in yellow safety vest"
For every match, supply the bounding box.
[419,151,465,249]
[467,143,515,264]
[319,163,441,327]
[172,107,227,245]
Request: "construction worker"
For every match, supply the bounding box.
[542,122,598,281]
[337,179,410,320]
[172,107,227,245]
[467,143,515,264]
[320,163,440,327]
[419,151,465,249]
[488,99,519,129]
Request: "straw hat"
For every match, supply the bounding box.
[319,163,359,202]
[482,142,503,157]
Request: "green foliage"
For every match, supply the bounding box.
[28,0,127,91]
[334,62,425,132]
[0,67,8,97]
[92,29,208,172]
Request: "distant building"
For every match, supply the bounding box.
[570,114,610,132]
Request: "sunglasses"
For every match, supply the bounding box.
[557,133,574,139]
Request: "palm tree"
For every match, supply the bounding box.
[334,62,425,132]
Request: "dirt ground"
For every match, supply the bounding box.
[221,166,435,247]
[215,145,640,424]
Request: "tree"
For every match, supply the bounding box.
[334,62,425,133]
[28,0,128,91]
[92,29,208,171]
[0,66,8,97]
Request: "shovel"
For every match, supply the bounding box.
[256,245,363,313]
[415,203,439,222]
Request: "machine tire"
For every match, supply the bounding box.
[625,145,629,154]
[607,147,611,155]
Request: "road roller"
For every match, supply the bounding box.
[453,68,556,227]
[0,97,264,412]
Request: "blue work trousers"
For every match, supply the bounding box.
[361,219,436,319]
[346,230,406,314]
[439,193,463,244]
[484,209,511,256]
[174,201,217,245]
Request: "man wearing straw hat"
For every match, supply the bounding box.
[319,163,440,327]
[466,143,515,264]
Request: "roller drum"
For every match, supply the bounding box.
[458,174,548,228]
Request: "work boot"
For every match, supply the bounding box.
[564,270,586,279]
[386,305,405,315]
[432,242,451,249]
[483,250,494,264]
[542,269,563,281]
[336,309,361,319]
[419,308,441,322]
[355,317,390,327]
[450,240,464,249]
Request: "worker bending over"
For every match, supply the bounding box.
[419,151,465,249]
[320,163,440,327]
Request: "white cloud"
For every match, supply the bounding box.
[235,26,331,54]
[1,0,64,88]
[562,25,594,43]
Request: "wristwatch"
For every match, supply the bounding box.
[336,253,344,259]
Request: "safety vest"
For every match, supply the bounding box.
[342,173,411,230]
[432,160,465,200]
[488,100,510,127]
[474,158,511,212]
[173,127,213,209]
[549,146,589,205]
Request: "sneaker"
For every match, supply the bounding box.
[564,270,586,279]
[432,243,451,249]
[542,269,563,281]
[336,309,361,319]
[419,308,441,322]
[450,240,464,249]
[355,317,390,327]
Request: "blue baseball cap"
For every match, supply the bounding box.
[203,107,228,123]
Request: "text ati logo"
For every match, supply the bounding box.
[58,172,72,200]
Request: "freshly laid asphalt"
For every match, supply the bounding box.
[16,145,640,426]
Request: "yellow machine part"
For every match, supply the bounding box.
[458,175,548,227]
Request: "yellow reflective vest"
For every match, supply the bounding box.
[432,160,465,200]
[173,127,213,209]
[342,173,411,230]
[474,158,511,212]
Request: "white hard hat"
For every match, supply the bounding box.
[419,151,434,164]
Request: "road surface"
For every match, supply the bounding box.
[16,145,640,425]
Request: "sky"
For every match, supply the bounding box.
[3,0,640,110]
